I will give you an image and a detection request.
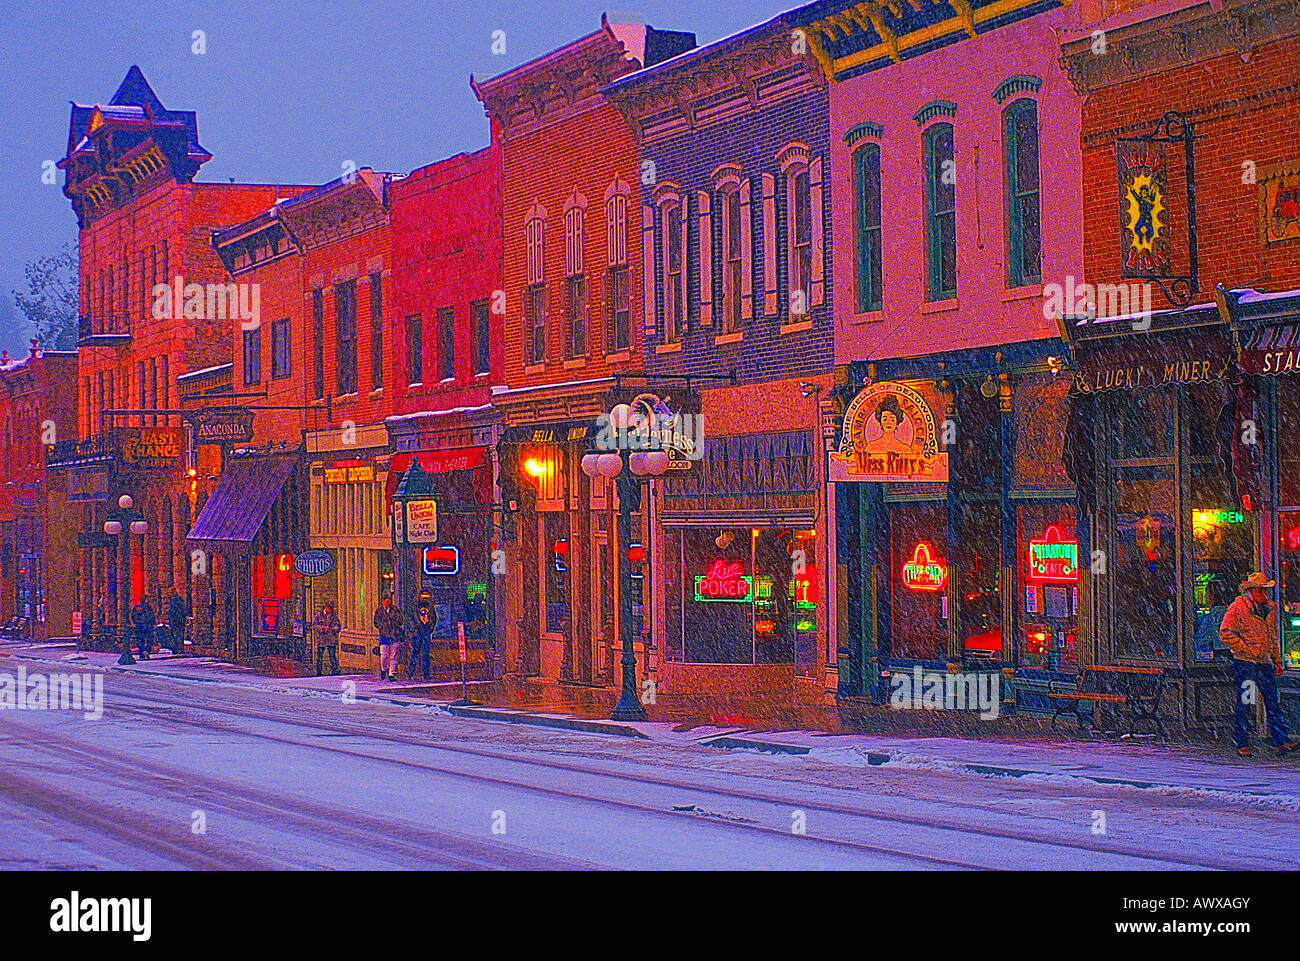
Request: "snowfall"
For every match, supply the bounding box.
[0,641,1296,870]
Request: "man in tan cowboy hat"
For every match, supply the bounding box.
[1220,572,1295,757]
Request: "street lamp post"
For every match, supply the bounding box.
[582,404,669,722]
[104,494,147,666]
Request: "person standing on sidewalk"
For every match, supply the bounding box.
[373,592,404,682]
[168,587,188,652]
[408,598,434,682]
[129,596,156,660]
[1220,572,1296,758]
[312,602,341,676]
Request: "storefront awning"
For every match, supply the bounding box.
[384,446,488,502]
[187,455,296,553]
[1240,323,1300,375]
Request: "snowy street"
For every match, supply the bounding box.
[1,650,1296,870]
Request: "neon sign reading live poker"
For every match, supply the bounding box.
[1027,526,1079,583]
[901,543,946,591]
[694,560,754,603]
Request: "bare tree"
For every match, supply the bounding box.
[13,241,78,351]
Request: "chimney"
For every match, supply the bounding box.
[29,338,39,360]
[1,350,8,366]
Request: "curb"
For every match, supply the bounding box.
[444,704,649,739]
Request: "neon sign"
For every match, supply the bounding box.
[1194,509,1244,527]
[694,560,753,603]
[1027,526,1079,583]
[1287,526,1300,551]
[901,543,946,591]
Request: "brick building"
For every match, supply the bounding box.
[782,0,1086,724]
[384,146,503,678]
[1060,0,1300,734]
[52,66,307,653]
[202,168,395,664]
[473,17,695,691]
[0,343,78,640]
[603,10,837,723]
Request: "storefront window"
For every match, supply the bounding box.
[891,502,947,662]
[251,552,298,637]
[1111,464,1177,660]
[1190,467,1255,662]
[544,512,567,634]
[1279,511,1300,670]
[1279,380,1300,508]
[1111,389,1175,458]
[667,527,804,665]
[958,502,1002,657]
[1018,504,1078,669]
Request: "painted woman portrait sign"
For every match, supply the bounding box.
[831,381,949,483]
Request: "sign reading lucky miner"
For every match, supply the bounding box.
[831,381,949,483]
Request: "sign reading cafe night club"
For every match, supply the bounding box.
[830,381,948,483]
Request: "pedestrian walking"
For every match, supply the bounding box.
[1220,572,1297,758]
[129,596,156,660]
[408,599,433,681]
[168,587,188,652]
[373,592,404,681]
[312,602,341,676]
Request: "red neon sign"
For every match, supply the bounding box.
[694,560,753,602]
[1027,525,1079,583]
[1287,526,1300,551]
[901,543,946,591]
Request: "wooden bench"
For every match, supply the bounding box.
[1048,664,1165,739]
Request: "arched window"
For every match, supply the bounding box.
[853,143,883,313]
[712,163,751,328]
[604,179,630,351]
[923,122,957,300]
[656,189,686,344]
[525,203,547,365]
[1003,99,1041,287]
[563,192,588,357]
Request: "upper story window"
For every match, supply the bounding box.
[525,203,547,366]
[776,144,823,319]
[311,288,325,400]
[271,317,291,380]
[721,186,744,331]
[242,326,261,386]
[853,143,883,313]
[437,306,455,380]
[605,179,630,352]
[471,298,490,374]
[406,312,423,385]
[564,194,588,358]
[658,192,686,344]
[924,122,957,301]
[369,272,383,390]
[1004,99,1042,287]
[335,280,358,395]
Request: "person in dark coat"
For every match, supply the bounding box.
[312,603,341,676]
[373,592,404,681]
[129,597,156,660]
[408,601,434,681]
[168,588,188,651]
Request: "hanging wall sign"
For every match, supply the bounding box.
[1259,159,1300,246]
[1117,140,1171,277]
[191,409,254,445]
[294,548,334,577]
[901,543,946,591]
[830,381,949,483]
[694,560,753,603]
[1027,526,1079,583]
[403,499,439,544]
[118,427,181,469]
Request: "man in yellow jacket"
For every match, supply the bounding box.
[1219,573,1296,757]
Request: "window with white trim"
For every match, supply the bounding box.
[660,198,685,343]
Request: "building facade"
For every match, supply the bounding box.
[786,0,1085,718]
[1060,0,1300,733]
[473,17,695,691]
[1,344,78,640]
[53,66,305,654]
[604,10,836,722]
[385,146,503,679]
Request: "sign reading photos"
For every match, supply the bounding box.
[830,381,948,483]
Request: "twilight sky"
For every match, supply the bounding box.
[0,0,796,354]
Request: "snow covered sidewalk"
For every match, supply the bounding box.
[6,639,1300,810]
